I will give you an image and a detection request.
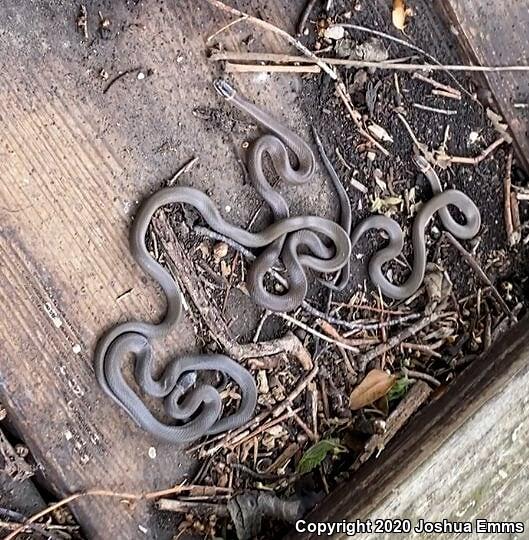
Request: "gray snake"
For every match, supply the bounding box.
[94,82,351,444]
[94,79,480,444]
[327,153,481,299]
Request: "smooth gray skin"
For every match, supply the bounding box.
[350,155,481,299]
[94,185,351,443]
[215,80,349,312]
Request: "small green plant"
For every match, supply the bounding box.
[388,375,410,401]
[296,438,347,474]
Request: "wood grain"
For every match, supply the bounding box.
[439,1,529,171]
[0,1,316,537]
[293,316,529,538]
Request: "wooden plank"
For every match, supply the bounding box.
[0,1,319,537]
[293,315,529,539]
[439,1,529,171]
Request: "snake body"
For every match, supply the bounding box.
[94,79,480,444]
[94,94,351,442]
[215,80,347,312]
[326,153,481,299]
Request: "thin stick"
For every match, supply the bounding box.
[206,15,246,43]
[167,156,198,186]
[336,82,390,156]
[432,89,462,101]
[503,149,520,245]
[356,311,444,372]
[443,138,506,165]
[340,23,468,96]
[205,0,337,79]
[442,232,512,318]
[222,366,318,451]
[4,484,220,540]
[226,62,321,74]
[157,498,229,516]
[297,0,318,35]
[276,312,359,353]
[404,368,441,387]
[412,72,461,97]
[210,51,529,73]
[412,103,457,116]
[291,408,317,441]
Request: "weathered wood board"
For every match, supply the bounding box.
[440,0,529,172]
[0,1,317,538]
[296,316,529,539]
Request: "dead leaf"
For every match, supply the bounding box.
[324,24,345,40]
[368,123,394,143]
[392,0,411,31]
[349,369,396,410]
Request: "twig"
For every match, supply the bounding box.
[442,232,512,318]
[308,381,318,439]
[397,113,506,166]
[210,50,529,73]
[291,408,317,441]
[336,82,390,156]
[412,103,457,116]
[157,498,229,516]
[275,312,359,353]
[342,313,421,334]
[352,381,432,469]
[503,150,520,245]
[226,62,321,73]
[412,72,461,98]
[253,310,270,342]
[356,311,444,372]
[339,23,469,97]
[205,0,337,79]
[401,342,442,359]
[297,0,318,35]
[441,138,506,165]
[103,68,141,94]
[206,15,246,43]
[167,156,198,187]
[3,484,220,540]
[403,368,441,387]
[431,89,462,101]
[194,225,255,260]
[227,408,300,450]
[206,366,319,454]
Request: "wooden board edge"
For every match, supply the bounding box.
[285,315,529,538]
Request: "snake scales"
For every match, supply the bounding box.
[94,80,480,444]
[94,81,351,444]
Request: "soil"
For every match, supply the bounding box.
[2,0,529,539]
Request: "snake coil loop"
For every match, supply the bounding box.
[94,82,351,443]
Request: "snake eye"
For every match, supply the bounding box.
[214,79,236,100]
[176,371,197,394]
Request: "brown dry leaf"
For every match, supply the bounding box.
[392,0,410,31]
[349,369,397,410]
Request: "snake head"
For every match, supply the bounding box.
[214,79,236,100]
[412,153,431,172]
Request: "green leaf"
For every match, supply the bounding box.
[296,438,347,474]
[388,375,410,401]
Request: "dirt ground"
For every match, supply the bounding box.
[1,0,528,539]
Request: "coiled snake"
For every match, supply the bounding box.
[94,80,480,444]
[94,82,351,444]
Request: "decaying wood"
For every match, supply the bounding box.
[294,315,529,539]
[439,0,529,172]
[352,381,432,469]
[0,428,33,483]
